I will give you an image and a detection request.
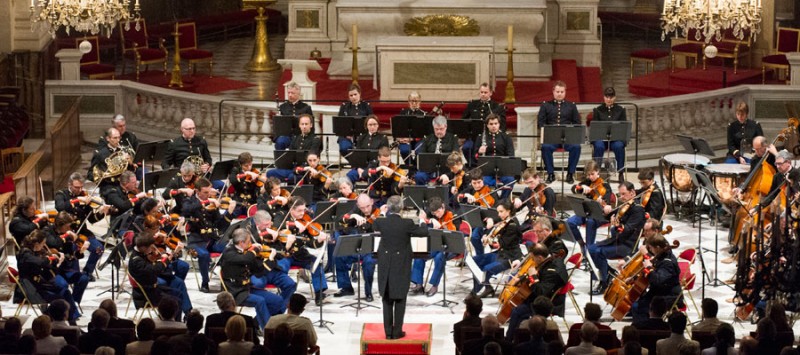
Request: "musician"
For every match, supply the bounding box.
[275,82,314,151]
[127,232,193,320]
[475,114,516,200]
[531,217,569,259]
[220,228,287,330]
[162,161,197,214]
[42,212,89,306]
[273,196,329,305]
[515,169,557,230]
[102,171,147,225]
[538,80,582,183]
[410,197,458,297]
[566,161,613,249]
[181,177,236,293]
[329,178,357,201]
[726,102,763,164]
[333,194,378,302]
[759,149,797,207]
[637,170,665,222]
[630,234,682,323]
[364,146,408,205]
[437,152,469,208]
[230,152,265,217]
[295,152,335,204]
[591,87,627,181]
[9,196,49,249]
[16,231,81,321]
[396,91,427,164]
[162,118,213,176]
[345,115,390,184]
[415,116,460,185]
[97,114,140,152]
[257,177,291,217]
[462,83,506,165]
[461,169,498,256]
[503,243,567,342]
[470,199,523,298]
[266,113,322,183]
[54,172,108,278]
[89,127,136,194]
[374,195,430,339]
[141,214,190,281]
[337,83,373,156]
[589,181,646,295]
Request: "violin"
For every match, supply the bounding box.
[33,210,57,225]
[146,245,161,263]
[295,165,333,183]
[154,231,183,257]
[238,168,265,187]
[459,185,495,208]
[640,185,656,208]
[204,197,232,211]
[532,183,547,208]
[436,210,457,231]
[251,244,286,259]
[483,217,511,252]
[369,163,408,182]
[453,170,465,191]
[289,213,325,237]
[576,177,608,204]
[267,189,292,206]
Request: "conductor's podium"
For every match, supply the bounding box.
[361,323,432,354]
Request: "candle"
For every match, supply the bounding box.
[352,24,358,49]
[508,25,513,48]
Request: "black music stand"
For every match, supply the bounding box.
[273,115,300,137]
[459,205,500,231]
[404,186,449,211]
[345,149,378,169]
[478,156,525,180]
[209,160,237,182]
[96,241,129,300]
[273,150,309,170]
[335,233,379,315]
[333,116,367,138]
[543,125,585,208]
[391,115,433,140]
[686,167,730,294]
[589,121,632,175]
[426,229,465,311]
[143,168,179,195]
[334,200,358,220]
[133,140,169,171]
[290,185,314,205]
[417,153,450,176]
[566,196,607,299]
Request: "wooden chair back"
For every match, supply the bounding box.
[1,147,24,176]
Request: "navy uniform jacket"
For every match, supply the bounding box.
[419,132,459,154]
[128,249,173,308]
[101,184,144,220]
[592,103,627,123]
[181,195,233,244]
[161,172,194,214]
[537,100,581,128]
[355,133,389,150]
[10,213,46,247]
[17,248,60,294]
[54,188,105,234]
[463,99,507,131]
[229,166,260,205]
[278,100,313,117]
[338,101,373,117]
[491,218,524,262]
[519,186,556,218]
[97,130,140,152]
[88,145,135,185]
[220,245,267,305]
[520,256,568,303]
[162,135,212,170]
[600,203,645,250]
[640,250,682,306]
[727,119,763,156]
[289,133,322,155]
[374,213,429,299]
[475,131,514,157]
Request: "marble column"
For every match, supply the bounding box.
[56,49,83,81]
[787,52,800,86]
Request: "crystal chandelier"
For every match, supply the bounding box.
[30,0,142,38]
[661,0,762,44]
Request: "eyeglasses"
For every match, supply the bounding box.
[183,127,196,131]
[778,161,789,165]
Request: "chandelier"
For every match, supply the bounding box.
[30,0,142,38]
[661,0,762,44]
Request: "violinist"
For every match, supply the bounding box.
[437,152,469,209]
[589,181,645,295]
[275,82,314,151]
[475,114,516,199]
[726,102,763,164]
[181,177,237,293]
[396,91,427,164]
[162,161,197,214]
[127,232,193,321]
[503,243,567,342]
[365,146,408,204]
[332,194,378,301]
[220,228,287,330]
[42,212,89,306]
[637,170,665,222]
[230,152,265,217]
[257,177,291,217]
[566,161,613,250]
[9,195,50,251]
[329,178,357,201]
[591,87,628,181]
[266,113,322,183]
[274,196,329,305]
[538,81,581,183]
[461,169,498,256]
[336,83,373,156]
[514,169,556,230]
[410,197,458,298]
[295,152,334,204]
[141,214,190,281]
[629,234,682,323]
[345,115,389,184]
[101,171,148,222]
[54,173,109,279]
[470,199,523,298]
[88,127,136,194]
[17,230,81,321]
[414,116,460,185]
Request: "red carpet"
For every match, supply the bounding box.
[628,66,763,97]
[117,71,255,95]
[361,323,432,354]
[551,59,582,102]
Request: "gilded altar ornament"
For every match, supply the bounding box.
[243,0,280,72]
[404,15,480,36]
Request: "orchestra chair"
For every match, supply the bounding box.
[690,330,716,350]
[675,248,700,317]
[176,22,214,76]
[219,270,246,313]
[8,266,47,317]
[289,265,315,295]
[762,27,800,84]
[125,272,156,322]
[76,36,115,80]
[1,146,24,176]
[264,327,320,355]
[118,18,168,81]
[187,247,222,290]
[638,329,670,354]
[551,252,584,328]
[670,28,704,71]
[457,326,505,355]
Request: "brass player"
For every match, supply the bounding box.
[275,82,314,151]
[229,152,265,217]
[161,161,197,214]
[332,194,379,302]
[127,232,193,320]
[88,127,136,195]
[162,118,212,174]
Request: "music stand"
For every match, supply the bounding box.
[417,153,451,176]
[677,134,714,222]
[332,116,367,138]
[209,160,237,182]
[273,150,309,170]
[345,149,378,169]
[404,186,449,211]
[96,241,129,300]
[459,205,500,231]
[427,229,465,311]
[685,167,730,295]
[478,156,525,179]
[335,233,379,315]
[273,115,299,137]
[543,125,586,206]
[143,168,178,195]
[588,121,632,174]
[133,140,169,171]
[391,115,433,140]
[290,185,314,205]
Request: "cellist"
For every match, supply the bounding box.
[629,234,681,323]
[502,243,567,341]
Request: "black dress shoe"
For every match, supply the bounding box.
[566,174,575,184]
[409,284,424,295]
[591,282,607,296]
[333,289,355,297]
[546,174,556,183]
[200,283,210,293]
[85,273,96,282]
[314,292,325,306]
[426,286,438,297]
[386,334,394,340]
[478,286,495,299]
[394,331,406,339]
[365,293,374,302]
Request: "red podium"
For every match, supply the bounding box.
[360,323,432,355]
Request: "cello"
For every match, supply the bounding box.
[496,251,563,324]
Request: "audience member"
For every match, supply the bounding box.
[99,299,135,329]
[94,346,115,355]
[17,334,37,354]
[219,315,254,355]
[44,300,81,338]
[564,322,605,355]
[519,296,564,344]
[484,342,503,355]
[191,334,212,355]
[0,316,22,350]
[59,345,80,355]
[566,303,611,346]
[678,342,701,355]
[701,323,738,355]
[150,337,171,355]
[267,323,300,355]
[126,318,156,355]
[657,312,699,355]
[694,299,725,332]
[768,303,792,333]
[548,340,565,355]
[154,297,187,329]
[632,297,669,331]
[206,291,259,343]
[265,293,317,350]
[752,318,781,355]
[620,325,648,355]
[623,342,644,355]
[462,315,512,355]
[738,336,757,355]
[514,316,547,355]
[32,315,67,355]
[454,294,483,351]
[250,344,273,355]
[78,309,125,355]
[168,310,216,355]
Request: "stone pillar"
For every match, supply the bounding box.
[277,59,322,100]
[787,52,800,86]
[553,0,602,67]
[55,49,83,81]
[285,0,332,59]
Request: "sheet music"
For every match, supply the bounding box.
[370,236,428,253]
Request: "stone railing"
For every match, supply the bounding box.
[44,80,800,168]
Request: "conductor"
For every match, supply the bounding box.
[374,195,429,340]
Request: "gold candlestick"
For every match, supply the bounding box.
[505,47,516,103]
[351,46,360,86]
[245,5,280,72]
[169,23,183,88]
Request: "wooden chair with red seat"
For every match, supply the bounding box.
[1,146,24,176]
[703,28,751,74]
[671,28,705,71]
[762,27,800,84]
[76,36,115,80]
[124,271,157,322]
[551,252,584,328]
[176,22,214,76]
[672,249,700,317]
[119,19,168,81]
[8,266,48,317]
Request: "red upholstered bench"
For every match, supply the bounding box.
[630,48,669,78]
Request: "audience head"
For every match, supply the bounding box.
[17,335,36,354]
[216,291,236,312]
[584,303,602,322]
[94,346,114,355]
[225,315,247,342]
[191,334,210,355]
[714,323,735,351]
[579,321,598,343]
[483,342,502,355]
[739,336,758,355]
[678,341,700,355]
[668,311,688,334]
[186,310,204,333]
[59,345,80,355]
[464,294,483,317]
[31,315,52,340]
[136,318,156,341]
[47,299,70,322]
[150,337,171,355]
[623,341,643,355]
[531,296,554,317]
[621,325,640,344]
[157,296,180,321]
[528,316,547,340]
[91,309,111,330]
[756,317,777,341]
[99,299,119,318]
[480,315,500,337]
[4,317,21,338]
[288,293,308,315]
[701,298,718,319]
